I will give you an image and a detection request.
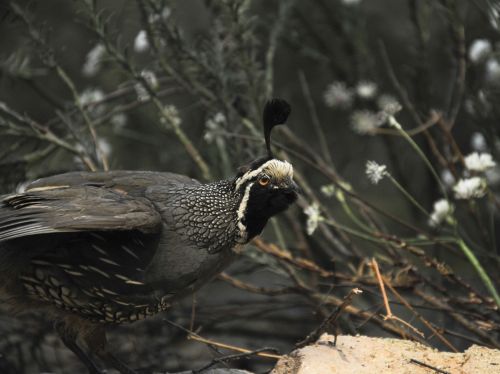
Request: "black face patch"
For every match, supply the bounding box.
[241,182,297,240]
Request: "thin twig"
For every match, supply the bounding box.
[371,259,425,338]
[218,272,296,296]
[384,279,459,352]
[164,319,282,360]
[192,347,280,373]
[371,259,392,317]
[409,358,451,374]
[253,238,334,277]
[296,288,363,348]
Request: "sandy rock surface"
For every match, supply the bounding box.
[271,334,500,374]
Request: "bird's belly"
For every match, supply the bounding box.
[144,234,238,300]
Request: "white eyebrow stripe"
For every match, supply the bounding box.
[235,159,293,190]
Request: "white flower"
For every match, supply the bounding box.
[320,184,335,197]
[79,88,105,115]
[204,112,226,143]
[377,94,402,116]
[304,203,322,235]
[97,138,112,157]
[471,132,487,152]
[161,7,171,20]
[323,82,354,109]
[441,169,456,187]
[134,70,158,102]
[453,177,486,199]
[489,5,499,30]
[350,110,382,135]
[464,152,496,172]
[468,39,492,63]
[134,30,149,53]
[341,0,362,5]
[356,81,377,99]
[486,58,500,82]
[134,84,149,102]
[82,43,106,77]
[141,70,158,89]
[429,199,453,227]
[79,88,104,105]
[161,105,181,128]
[464,99,475,115]
[365,160,387,185]
[110,113,127,130]
[149,6,171,23]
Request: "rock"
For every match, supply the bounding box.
[271,334,500,374]
[174,370,253,374]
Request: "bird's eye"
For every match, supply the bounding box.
[258,176,270,186]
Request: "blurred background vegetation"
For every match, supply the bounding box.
[0,0,500,373]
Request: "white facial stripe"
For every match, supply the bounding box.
[235,159,293,191]
[236,182,253,243]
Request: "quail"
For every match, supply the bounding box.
[0,99,298,374]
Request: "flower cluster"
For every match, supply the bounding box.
[350,110,382,135]
[323,82,354,109]
[110,113,128,130]
[82,43,106,77]
[160,105,181,128]
[79,88,105,116]
[320,184,335,197]
[356,81,377,99]
[453,177,486,199]
[134,30,149,53]
[79,88,104,106]
[377,94,402,116]
[470,132,487,152]
[469,39,492,63]
[464,152,496,172]
[324,79,401,135]
[97,138,112,158]
[444,151,497,200]
[204,112,226,143]
[429,199,453,227]
[304,203,322,235]
[134,70,159,102]
[148,6,171,24]
[341,0,362,5]
[467,38,500,84]
[365,160,388,185]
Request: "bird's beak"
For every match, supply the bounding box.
[289,179,301,195]
[280,179,300,201]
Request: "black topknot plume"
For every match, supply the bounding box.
[263,98,291,158]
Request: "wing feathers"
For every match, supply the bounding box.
[0,186,161,242]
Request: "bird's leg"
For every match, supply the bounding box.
[85,325,138,374]
[54,321,102,374]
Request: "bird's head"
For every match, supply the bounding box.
[233,99,298,242]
